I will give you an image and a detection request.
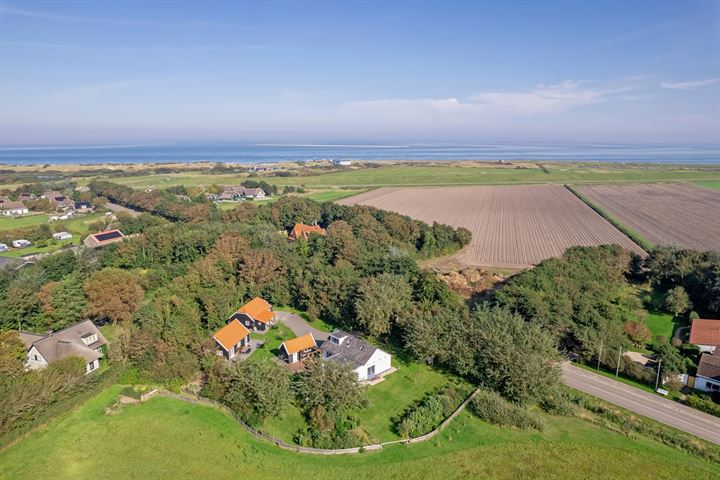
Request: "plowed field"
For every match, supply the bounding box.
[338,185,644,268]
[578,183,720,251]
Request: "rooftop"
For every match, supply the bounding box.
[17,319,107,364]
[689,319,720,346]
[322,330,380,369]
[697,352,720,381]
[213,320,250,351]
[281,333,316,355]
[237,297,274,323]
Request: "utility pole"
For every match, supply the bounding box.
[654,358,662,391]
[597,338,603,370]
[615,347,622,377]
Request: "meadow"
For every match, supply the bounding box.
[0,212,105,257]
[70,162,720,190]
[1,385,718,480]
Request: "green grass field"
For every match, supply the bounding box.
[1,385,717,480]
[695,180,720,191]
[0,213,50,230]
[79,163,720,190]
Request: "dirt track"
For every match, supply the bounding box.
[578,183,720,251]
[339,185,644,268]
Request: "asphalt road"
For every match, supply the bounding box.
[562,363,720,445]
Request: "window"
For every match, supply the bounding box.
[82,333,98,345]
[367,365,375,378]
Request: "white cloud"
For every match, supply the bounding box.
[344,81,634,119]
[660,78,718,90]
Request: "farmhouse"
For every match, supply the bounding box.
[289,223,327,241]
[0,201,28,216]
[321,330,392,381]
[17,320,107,374]
[18,193,37,201]
[228,297,275,331]
[242,187,266,200]
[688,318,720,353]
[75,201,94,212]
[212,320,251,360]
[84,229,125,249]
[278,333,318,364]
[217,186,266,201]
[695,352,720,393]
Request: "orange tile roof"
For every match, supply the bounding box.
[689,319,720,346]
[237,297,274,324]
[290,223,326,240]
[213,320,250,350]
[281,333,316,355]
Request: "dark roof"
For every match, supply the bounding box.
[698,353,720,381]
[94,230,123,242]
[321,330,381,369]
[76,201,92,208]
[18,320,107,364]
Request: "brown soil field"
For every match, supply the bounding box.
[338,185,644,268]
[577,183,720,251]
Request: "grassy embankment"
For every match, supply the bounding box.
[695,180,720,191]
[72,163,720,190]
[2,384,718,480]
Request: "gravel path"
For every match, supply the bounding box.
[275,311,330,341]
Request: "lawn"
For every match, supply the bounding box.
[0,212,105,258]
[1,385,717,480]
[356,356,463,442]
[81,163,720,190]
[248,322,297,363]
[0,213,50,230]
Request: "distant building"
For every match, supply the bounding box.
[0,201,28,216]
[17,320,107,374]
[53,231,73,241]
[75,201,94,212]
[321,330,392,381]
[18,193,38,202]
[695,351,720,393]
[332,160,352,166]
[83,229,125,249]
[288,223,327,241]
[689,319,720,353]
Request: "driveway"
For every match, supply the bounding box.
[562,362,720,445]
[275,311,330,342]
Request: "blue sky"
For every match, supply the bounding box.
[1,1,718,145]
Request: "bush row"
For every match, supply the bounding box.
[393,384,472,438]
[468,389,544,431]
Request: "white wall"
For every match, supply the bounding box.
[698,344,717,354]
[355,349,392,381]
[25,346,48,370]
[695,375,720,393]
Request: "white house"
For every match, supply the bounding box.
[695,352,720,394]
[17,320,107,374]
[53,231,73,240]
[689,319,720,353]
[0,201,28,216]
[12,239,31,248]
[321,330,392,381]
[332,160,352,166]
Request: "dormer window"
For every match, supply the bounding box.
[81,333,98,345]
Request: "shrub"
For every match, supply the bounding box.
[686,394,720,418]
[539,388,577,416]
[393,384,470,438]
[468,390,544,431]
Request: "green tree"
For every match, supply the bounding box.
[223,358,291,425]
[353,273,412,337]
[295,358,368,418]
[469,305,560,405]
[664,286,691,318]
[0,331,26,378]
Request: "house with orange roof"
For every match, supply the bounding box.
[689,318,720,353]
[278,333,318,364]
[288,223,326,241]
[213,319,251,360]
[228,297,276,332]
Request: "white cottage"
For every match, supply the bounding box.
[321,330,392,381]
[695,352,720,394]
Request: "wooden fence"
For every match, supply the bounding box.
[159,387,479,455]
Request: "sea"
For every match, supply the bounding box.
[0,143,718,165]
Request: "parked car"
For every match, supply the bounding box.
[12,239,32,248]
[0,243,8,252]
[53,231,73,241]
